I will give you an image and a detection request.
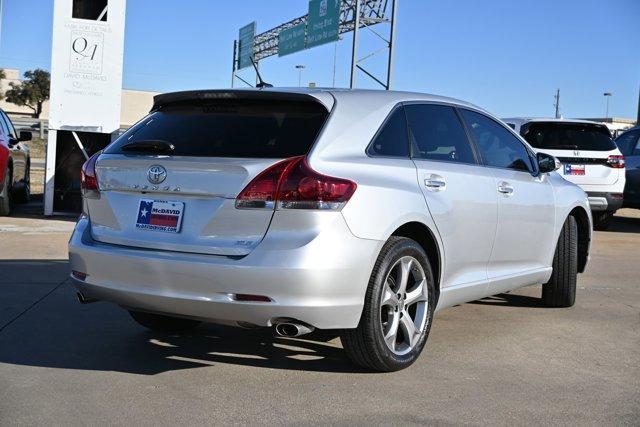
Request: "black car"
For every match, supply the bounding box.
[615,126,640,209]
[0,108,32,215]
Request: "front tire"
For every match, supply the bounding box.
[542,216,578,307]
[341,237,435,372]
[129,310,201,334]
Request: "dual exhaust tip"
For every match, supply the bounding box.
[274,322,314,337]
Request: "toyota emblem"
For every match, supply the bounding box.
[147,165,167,184]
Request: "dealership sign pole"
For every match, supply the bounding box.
[44,0,127,215]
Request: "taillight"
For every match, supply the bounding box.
[278,157,357,210]
[235,156,357,211]
[81,152,100,199]
[235,157,299,209]
[607,155,625,168]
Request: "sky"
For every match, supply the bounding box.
[0,0,638,119]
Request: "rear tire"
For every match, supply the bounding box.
[542,216,578,308]
[129,310,201,334]
[0,167,11,216]
[593,211,613,231]
[13,165,30,204]
[341,237,435,372]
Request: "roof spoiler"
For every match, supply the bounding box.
[151,90,323,112]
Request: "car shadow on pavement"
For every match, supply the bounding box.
[8,194,77,222]
[0,260,369,374]
[605,213,640,233]
[470,293,544,308]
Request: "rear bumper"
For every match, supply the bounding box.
[586,192,624,212]
[69,216,382,329]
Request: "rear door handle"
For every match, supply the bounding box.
[424,174,446,191]
[497,181,514,196]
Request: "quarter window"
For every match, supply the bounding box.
[366,106,410,158]
[405,104,476,164]
[461,109,533,172]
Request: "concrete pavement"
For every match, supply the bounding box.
[0,206,638,425]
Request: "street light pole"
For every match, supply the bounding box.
[604,92,612,121]
[295,65,305,87]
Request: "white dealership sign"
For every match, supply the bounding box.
[48,0,126,133]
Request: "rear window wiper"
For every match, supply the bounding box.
[121,139,175,154]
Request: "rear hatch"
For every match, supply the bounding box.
[521,121,622,185]
[87,92,329,256]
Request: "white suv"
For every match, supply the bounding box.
[503,118,625,229]
[70,89,592,371]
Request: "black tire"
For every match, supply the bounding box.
[12,164,30,204]
[341,236,435,372]
[593,211,613,231]
[129,310,201,334]
[542,215,578,308]
[0,167,11,216]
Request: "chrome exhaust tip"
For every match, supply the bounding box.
[76,292,98,304]
[275,322,314,337]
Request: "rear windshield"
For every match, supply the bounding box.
[521,122,616,151]
[105,99,328,158]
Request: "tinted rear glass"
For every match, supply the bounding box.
[106,99,328,158]
[521,122,616,151]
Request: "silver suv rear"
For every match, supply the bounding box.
[70,89,592,371]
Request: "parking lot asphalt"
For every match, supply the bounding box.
[1,202,638,426]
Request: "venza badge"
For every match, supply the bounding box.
[147,165,167,184]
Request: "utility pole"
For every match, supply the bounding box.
[332,42,338,87]
[295,64,305,87]
[636,86,640,124]
[230,40,237,88]
[554,89,561,119]
[604,92,612,121]
[350,0,361,89]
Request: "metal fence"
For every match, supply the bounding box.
[8,116,48,139]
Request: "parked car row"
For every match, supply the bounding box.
[0,107,32,216]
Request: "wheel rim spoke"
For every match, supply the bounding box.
[405,279,427,306]
[395,257,412,294]
[383,312,400,350]
[381,282,399,307]
[400,310,418,348]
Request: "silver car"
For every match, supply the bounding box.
[69,89,592,371]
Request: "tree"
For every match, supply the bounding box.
[0,69,5,101]
[5,69,50,118]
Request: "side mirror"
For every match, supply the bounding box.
[537,152,561,174]
[19,131,32,142]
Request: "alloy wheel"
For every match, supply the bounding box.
[380,256,429,355]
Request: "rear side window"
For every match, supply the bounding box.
[461,109,533,172]
[405,104,476,165]
[521,122,616,151]
[106,100,328,158]
[367,106,410,158]
[615,130,639,156]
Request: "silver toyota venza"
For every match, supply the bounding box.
[69,89,592,371]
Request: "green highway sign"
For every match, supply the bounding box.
[238,21,256,69]
[306,0,340,48]
[278,23,306,57]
